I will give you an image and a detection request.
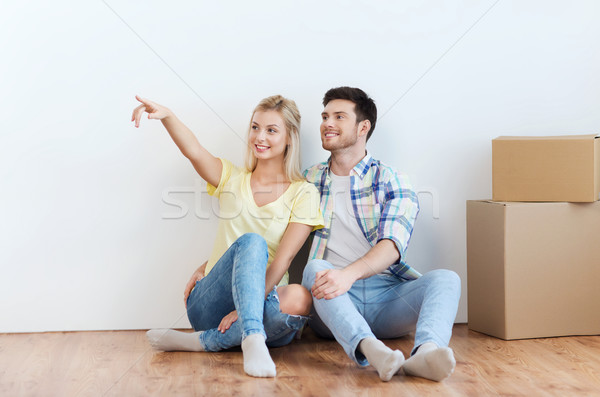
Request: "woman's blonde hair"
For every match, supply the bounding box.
[245,95,303,181]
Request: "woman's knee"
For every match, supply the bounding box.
[277,284,312,316]
[236,233,267,250]
[234,233,268,266]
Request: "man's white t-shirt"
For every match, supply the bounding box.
[323,171,390,275]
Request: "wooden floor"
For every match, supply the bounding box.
[1,324,599,396]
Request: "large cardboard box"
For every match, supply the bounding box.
[492,134,600,202]
[466,200,600,340]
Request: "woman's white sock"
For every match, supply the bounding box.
[241,333,276,378]
[146,329,204,352]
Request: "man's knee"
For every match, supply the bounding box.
[278,284,312,316]
[302,259,333,288]
[426,269,461,294]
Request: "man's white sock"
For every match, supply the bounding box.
[241,333,276,378]
[402,342,456,382]
[359,337,405,381]
[146,329,204,352]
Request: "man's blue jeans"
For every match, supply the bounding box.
[186,233,306,351]
[302,259,461,366]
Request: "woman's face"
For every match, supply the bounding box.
[249,110,289,163]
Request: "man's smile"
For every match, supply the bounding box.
[323,131,340,138]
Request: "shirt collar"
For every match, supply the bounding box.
[322,151,373,179]
[353,151,374,180]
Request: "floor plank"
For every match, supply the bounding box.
[1,325,599,396]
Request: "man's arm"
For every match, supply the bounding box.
[311,239,399,300]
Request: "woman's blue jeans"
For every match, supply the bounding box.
[302,259,461,366]
[186,233,307,351]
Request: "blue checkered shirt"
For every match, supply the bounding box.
[303,152,421,280]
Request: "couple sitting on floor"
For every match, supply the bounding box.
[132,86,461,382]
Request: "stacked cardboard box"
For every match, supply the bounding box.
[467,134,600,340]
[492,134,600,202]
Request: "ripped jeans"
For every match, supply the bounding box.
[186,233,307,351]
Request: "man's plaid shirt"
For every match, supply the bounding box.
[303,152,421,281]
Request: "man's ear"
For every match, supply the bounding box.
[358,120,371,138]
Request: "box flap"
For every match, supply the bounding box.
[466,200,508,339]
[470,200,507,206]
[596,138,600,199]
[494,134,599,141]
[471,200,541,207]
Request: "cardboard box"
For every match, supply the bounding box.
[492,134,600,202]
[466,200,600,340]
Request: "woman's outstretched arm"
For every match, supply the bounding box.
[131,95,222,187]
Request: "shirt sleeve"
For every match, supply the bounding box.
[290,182,324,230]
[206,158,235,198]
[376,172,419,260]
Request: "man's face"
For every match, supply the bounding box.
[320,99,363,152]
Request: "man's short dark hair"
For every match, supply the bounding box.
[323,86,377,141]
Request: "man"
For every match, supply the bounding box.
[301,87,461,382]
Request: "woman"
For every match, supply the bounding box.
[131,95,323,378]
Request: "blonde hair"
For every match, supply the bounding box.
[245,95,303,181]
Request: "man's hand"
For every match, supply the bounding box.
[311,268,357,300]
[218,310,238,333]
[184,261,207,307]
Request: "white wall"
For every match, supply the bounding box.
[1,0,599,332]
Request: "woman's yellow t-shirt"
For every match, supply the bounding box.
[205,159,324,286]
